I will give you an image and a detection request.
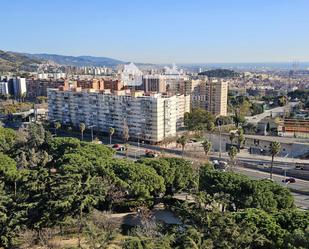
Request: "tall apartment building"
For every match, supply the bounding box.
[187,78,228,116]
[0,81,9,96]
[205,79,228,116]
[12,78,27,97]
[142,75,166,92]
[48,87,189,143]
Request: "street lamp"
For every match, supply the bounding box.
[217,120,222,158]
[51,119,58,135]
[88,125,96,142]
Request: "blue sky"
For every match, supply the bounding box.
[1,0,309,63]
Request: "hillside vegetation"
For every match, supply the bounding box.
[0,50,42,72]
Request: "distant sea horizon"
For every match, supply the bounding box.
[175,62,309,72]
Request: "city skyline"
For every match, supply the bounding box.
[1,0,309,63]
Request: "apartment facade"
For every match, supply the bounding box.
[205,79,228,116]
[12,78,27,97]
[187,78,228,116]
[48,88,189,143]
[0,81,9,95]
[142,75,166,93]
[26,78,123,99]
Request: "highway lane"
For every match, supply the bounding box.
[50,131,309,209]
[114,144,309,210]
[233,167,309,210]
[245,102,298,124]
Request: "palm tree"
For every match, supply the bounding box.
[201,139,212,159]
[229,132,236,144]
[20,93,26,102]
[124,143,129,158]
[177,135,187,157]
[269,141,281,179]
[228,146,238,168]
[122,120,129,143]
[54,121,61,136]
[67,126,72,132]
[237,128,245,150]
[109,127,115,145]
[79,122,86,141]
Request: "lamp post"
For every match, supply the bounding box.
[217,120,222,158]
[89,125,96,142]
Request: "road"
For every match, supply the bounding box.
[115,144,309,210]
[245,102,298,124]
[53,130,309,209]
[233,167,309,210]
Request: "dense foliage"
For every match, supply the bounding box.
[198,69,239,78]
[288,89,309,108]
[0,124,307,249]
[184,108,215,131]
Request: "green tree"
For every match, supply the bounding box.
[123,121,129,143]
[0,127,16,154]
[177,135,187,157]
[234,209,284,248]
[250,103,264,115]
[229,132,236,144]
[124,143,129,158]
[199,167,294,212]
[233,113,246,128]
[79,122,86,141]
[237,128,245,150]
[16,151,29,169]
[269,141,281,180]
[26,123,46,149]
[184,108,215,131]
[140,158,196,196]
[201,139,212,158]
[109,127,115,145]
[228,146,238,166]
[0,181,12,248]
[110,160,165,199]
[216,116,233,125]
[243,123,256,134]
[0,153,18,189]
[36,96,47,104]
[54,121,61,136]
[278,96,287,107]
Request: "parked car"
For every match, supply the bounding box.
[145,150,158,158]
[213,160,228,171]
[282,177,296,183]
[112,144,124,151]
[295,165,304,170]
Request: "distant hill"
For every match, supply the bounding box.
[198,69,239,78]
[25,53,125,67]
[0,50,43,72]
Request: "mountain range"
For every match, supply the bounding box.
[24,53,125,67]
[0,50,126,72]
[0,50,42,72]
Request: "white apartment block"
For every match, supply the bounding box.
[48,88,190,143]
[0,81,9,95]
[13,78,27,97]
